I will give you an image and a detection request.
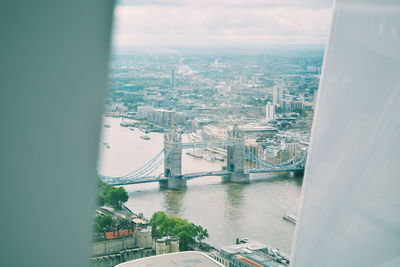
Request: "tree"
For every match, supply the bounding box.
[96,179,110,206]
[96,179,129,210]
[150,211,209,250]
[105,187,129,210]
[194,225,208,244]
[94,215,114,233]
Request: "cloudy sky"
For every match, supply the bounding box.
[112,0,333,48]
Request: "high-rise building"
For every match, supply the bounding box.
[170,69,175,87]
[265,102,275,122]
[313,89,318,109]
[273,85,283,107]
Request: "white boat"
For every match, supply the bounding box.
[186,149,203,158]
[214,155,225,161]
[283,212,297,224]
[140,135,151,140]
[202,152,215,161]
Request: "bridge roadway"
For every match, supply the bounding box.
[107,167,304,186]
[180,140,235,149]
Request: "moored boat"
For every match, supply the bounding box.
[202,152,215,161]
[140,135,151,140]
[214,155,225,161]
[186,149,203,158]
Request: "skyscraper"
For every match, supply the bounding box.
[170,69,175,87]
[265,102,275,122]
[273,85,283,107]
[313,89,318,110]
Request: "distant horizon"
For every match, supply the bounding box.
[112,44,326,56]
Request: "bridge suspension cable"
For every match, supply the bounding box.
[121,149,164,178]
[124,151,171,180]
[99,150,170,183]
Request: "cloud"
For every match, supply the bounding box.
[112,1,333,47]
[118,0,332,9]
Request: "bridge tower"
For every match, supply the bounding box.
[227,125,249,183]
[161,129,186,189]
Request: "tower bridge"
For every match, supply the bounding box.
[99,125,305,189]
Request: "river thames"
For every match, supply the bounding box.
[98,117,302,254]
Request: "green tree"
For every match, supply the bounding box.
[96,179,129,210]
[96,179,110,206]
[94,215,114,233]
[194,225,208,244]
[105,187,129,209]
[150,211,209,250]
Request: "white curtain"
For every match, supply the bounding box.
[290,0,400,266]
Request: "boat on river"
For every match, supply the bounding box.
[214,155,225,161]
[203,152,215,161]
[121,122,136,127]
[140,135,151,140]
[186,149,203,158]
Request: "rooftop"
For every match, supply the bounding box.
[235,250,284,267]
[220,239,288,267]
[115,251,223,267]
[220,238,269,254]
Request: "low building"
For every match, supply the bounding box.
[154,236,179,255]
[239,126,278,136]
[212,238,289,267]
[137,226,153,249]
[282,99,305,112]
[136,105,153,119]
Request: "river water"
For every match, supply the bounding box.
[98,117,302,254]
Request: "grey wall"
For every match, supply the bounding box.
[92,237,137,257]
[0,1,114,266]
[91,248,155,267]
